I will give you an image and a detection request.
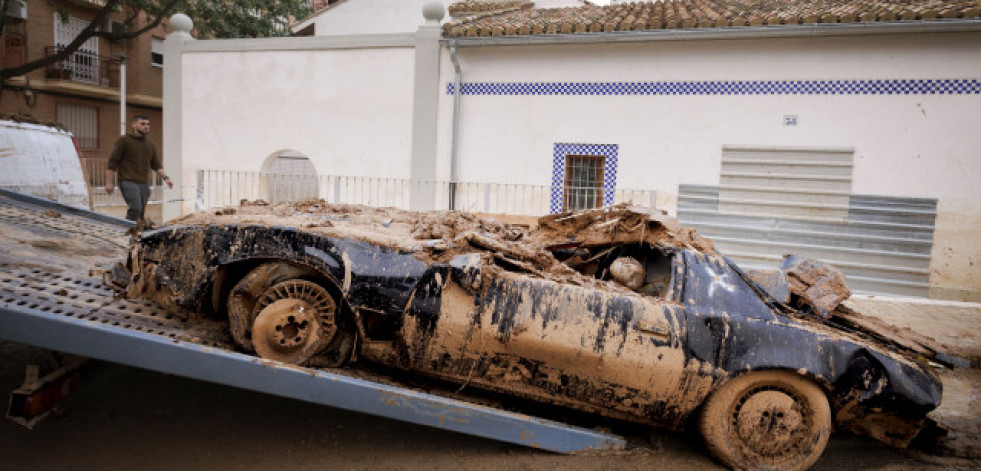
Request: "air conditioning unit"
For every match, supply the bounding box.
[5,1,27,21]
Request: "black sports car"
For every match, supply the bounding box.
[121,202,944,471]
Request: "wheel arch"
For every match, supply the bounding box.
[207,256,357,330]
[723,338,839,395]
[716,366,833,403]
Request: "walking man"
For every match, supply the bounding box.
[105,115,173,221]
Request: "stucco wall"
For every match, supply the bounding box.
[434,32,981,299]
[180,44,416,182]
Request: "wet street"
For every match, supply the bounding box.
[1,354,976,471]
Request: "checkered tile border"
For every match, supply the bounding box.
[446,78,981,96]
[550,143,619,214]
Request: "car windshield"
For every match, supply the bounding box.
[680,251,776,320]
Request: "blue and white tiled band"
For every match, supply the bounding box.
[447,79,981,96]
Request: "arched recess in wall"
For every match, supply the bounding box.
[261,150,320,203]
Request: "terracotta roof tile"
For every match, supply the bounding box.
[443,0,981,38]
[448,1,534,17]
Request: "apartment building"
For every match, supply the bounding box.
[0,0,166,194]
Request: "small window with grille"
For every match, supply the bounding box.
[56,103,99,150]
[563,154,605,211]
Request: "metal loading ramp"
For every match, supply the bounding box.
[0,189,625,453]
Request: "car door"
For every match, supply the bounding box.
[403,252,715,426]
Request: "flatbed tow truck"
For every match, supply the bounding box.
[0,188,626,453]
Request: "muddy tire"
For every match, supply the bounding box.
[698,371,831,471]
[227,262,352,365]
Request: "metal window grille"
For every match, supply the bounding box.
[56,103,99,150]
[53,14,99,84]
[563,155,604,211]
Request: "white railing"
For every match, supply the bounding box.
[82,158,166,207]
[196,169,657,216]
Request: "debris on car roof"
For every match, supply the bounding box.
[781,254,851,317]
[534,204,716,253]
[171,201,718,289]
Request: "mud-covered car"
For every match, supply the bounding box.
[120,202,944,471]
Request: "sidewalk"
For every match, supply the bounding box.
[845,295,981,361]
[844,295,981,458]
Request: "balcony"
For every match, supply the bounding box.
[44,46,121,88]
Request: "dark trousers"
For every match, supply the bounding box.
[119,180,151,221]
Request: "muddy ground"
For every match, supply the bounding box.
[0,350,978,471]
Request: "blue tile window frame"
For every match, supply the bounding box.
[447,78,981,96]
[551,143,619,214]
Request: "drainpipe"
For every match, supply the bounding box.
[449,40,461,210]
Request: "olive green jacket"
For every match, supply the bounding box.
[107,132,160,184]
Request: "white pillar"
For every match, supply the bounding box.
[409,3,445,211]
[162,13,194,221]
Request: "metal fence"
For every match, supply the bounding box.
[82,158,165,208]
[196,169,656,216]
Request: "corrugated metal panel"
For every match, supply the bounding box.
[719,147,853,220]
[677,184,937,297]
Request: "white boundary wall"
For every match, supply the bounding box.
[170,34,417,216]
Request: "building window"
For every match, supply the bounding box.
[56,103,99,150]
[53,14,100,83]
[549,143,619,214]
[151,37,163,67]
[108,20,126,34]
[563,155,605,211]
[719,146,855,220]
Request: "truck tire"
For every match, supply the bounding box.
[698,370,831,471]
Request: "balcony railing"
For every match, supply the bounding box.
[44,46,121,87]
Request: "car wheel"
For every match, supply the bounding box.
[698,371,831,471]
[227,262,349,365]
